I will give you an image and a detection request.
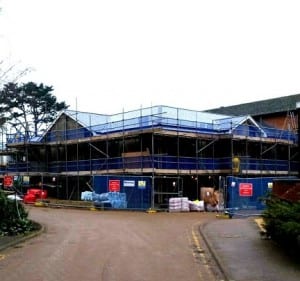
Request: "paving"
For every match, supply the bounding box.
[0,208,216,281]
[200,216,300,281]
[0,223,44,252]
[1,208,300,281]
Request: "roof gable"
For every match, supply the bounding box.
[213,115,266,136]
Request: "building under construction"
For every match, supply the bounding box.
[1,105,298,210]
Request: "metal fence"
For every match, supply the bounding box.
[92,175,152,210]
[225,176,297,210]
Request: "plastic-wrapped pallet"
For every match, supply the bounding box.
[108,192,127,208]
[92,192,109,202]
[181,197,190,212]
[189,200,204,211]
[81,191,93,201]
[168,197,181,212]
[92,191,127,209]
[169,197,190,212]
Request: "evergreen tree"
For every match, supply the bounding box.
[0,82,68,137]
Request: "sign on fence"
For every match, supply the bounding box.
[109,180,120,192]
[3,176,14,189]
[239,183,253,197]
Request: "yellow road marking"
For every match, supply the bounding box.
[191,224,215,281]
[187,227,204,280]
[254,218,266,232]
[192,228,204,253]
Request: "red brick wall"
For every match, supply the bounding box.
[260,114,298,130]
[273,180,300,203]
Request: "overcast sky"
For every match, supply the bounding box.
[1,0,300,114]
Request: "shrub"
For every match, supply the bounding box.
[262,193,300,254]
[0,190,34,236]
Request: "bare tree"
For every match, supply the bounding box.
[0,60,32,87]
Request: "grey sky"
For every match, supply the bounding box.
[1,0,300,114]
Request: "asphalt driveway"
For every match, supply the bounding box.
[0,207,220,281]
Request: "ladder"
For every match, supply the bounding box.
[289,111,297,132]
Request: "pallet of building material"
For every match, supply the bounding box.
[189,200,204,211]
[168,197,190,212]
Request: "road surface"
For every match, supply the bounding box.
[0,207,222,281]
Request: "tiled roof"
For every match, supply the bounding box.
[205,94,300,116]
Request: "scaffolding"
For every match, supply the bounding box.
[1,105,298,209]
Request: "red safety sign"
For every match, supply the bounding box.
[239,183,253,197]
[109,180,120,192]
[3,176,14,188]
